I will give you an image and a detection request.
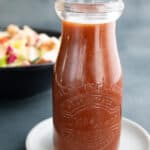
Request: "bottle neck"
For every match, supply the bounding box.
[55,0,124,24]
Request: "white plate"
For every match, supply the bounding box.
[26,117,150,150]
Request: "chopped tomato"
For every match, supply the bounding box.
[39,41,56,51]
[0,37,9,44]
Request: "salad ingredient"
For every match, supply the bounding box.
[0,25,60,67]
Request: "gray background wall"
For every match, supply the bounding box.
[0,0,149,40]
[0,0,59,30]
[0,0,149,31]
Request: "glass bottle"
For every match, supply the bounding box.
[53,0,124,150]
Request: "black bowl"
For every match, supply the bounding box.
[0,30,60,99]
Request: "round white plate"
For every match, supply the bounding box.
[26,117,150,150]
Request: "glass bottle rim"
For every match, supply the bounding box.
[55,0,124,13]
[55,0,124,23]
[55,0,123,4]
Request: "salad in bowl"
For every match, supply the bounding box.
[0,25,60,67]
